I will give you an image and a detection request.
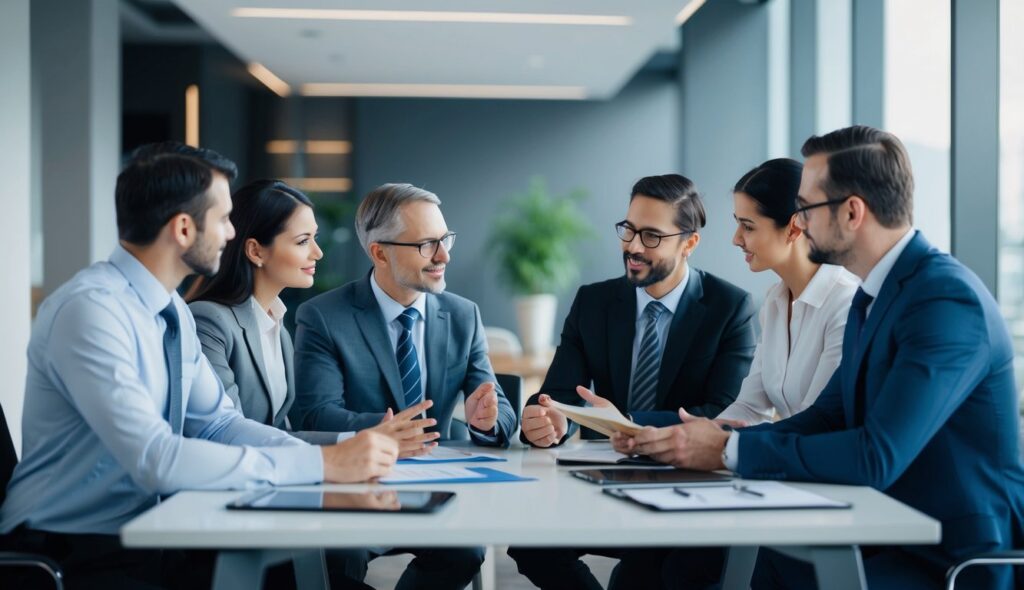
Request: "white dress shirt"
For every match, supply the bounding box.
[629,266,691,403]
[717,264,859,425]
[251,296,289,417]
[724,229,915,470]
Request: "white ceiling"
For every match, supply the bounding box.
[170,0,698,100]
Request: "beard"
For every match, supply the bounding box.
[394,261,447,294]
[182,233,223,277]
[805,219,853,266]
[623,252,675,288]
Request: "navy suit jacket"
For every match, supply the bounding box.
[524,268,756,442]
[738,232,1024,575]
[290,272,517,446]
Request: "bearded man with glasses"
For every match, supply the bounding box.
[508,174,757,590]
[290,183,513,590]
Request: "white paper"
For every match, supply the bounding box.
[546,400,643,436]
[379,465,488,483]
[402,447,503,462]
[618,482,849,511]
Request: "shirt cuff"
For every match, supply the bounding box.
[262,444,324,485]
[469,424,499,443]
[723,431,740,472]
[337,431,356,443]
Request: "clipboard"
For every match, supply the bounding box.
[602,482,851,512]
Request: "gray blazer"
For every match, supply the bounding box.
[189,299,339,446]
[290,272,517,446]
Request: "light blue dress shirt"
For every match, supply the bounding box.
[629,265,690,402]
[1,246,323,535]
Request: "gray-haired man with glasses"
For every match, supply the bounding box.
[290,183,515,590]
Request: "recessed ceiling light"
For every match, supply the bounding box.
[232,8,632,27]
[300,82,588,100]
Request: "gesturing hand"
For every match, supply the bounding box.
[465,382,499,433]
[521,394,568,447]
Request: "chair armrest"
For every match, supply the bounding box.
[0,551,64,589]
[946,550,1024,590]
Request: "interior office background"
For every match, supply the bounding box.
[0,0,1020,454]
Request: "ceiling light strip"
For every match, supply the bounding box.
[247,62,291,97]
[675,0,707,25]
[266,140,353,154]
[301,83,587,100]
[281,177,353,192]
[232,8,631,27]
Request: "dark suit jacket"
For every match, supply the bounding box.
[739,232,1024,584]
[290,272,517,446]
[524,268,757,442]
[189,300,339,446]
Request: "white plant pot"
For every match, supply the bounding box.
[515,293,558,356]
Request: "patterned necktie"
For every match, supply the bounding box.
[630,301,668,412]
[396,308,423,409]
[159,303,183,435]
[847,287,874,425]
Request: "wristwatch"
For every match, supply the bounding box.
[720,424,734,469]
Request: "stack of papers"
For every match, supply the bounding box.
[556,446,659,466]
[605,481,851,512]
[380,465,533,485]
[399,447,505,464]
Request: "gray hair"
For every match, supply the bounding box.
[355,183,442,255]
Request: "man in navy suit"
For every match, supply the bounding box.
[292,183,517,590]
[617,125,1024,589]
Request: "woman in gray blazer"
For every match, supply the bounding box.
[186,180,438,450]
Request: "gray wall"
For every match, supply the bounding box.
[352,71,680,332]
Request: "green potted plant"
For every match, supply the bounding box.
[490,177,593,354]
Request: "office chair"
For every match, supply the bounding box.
[0,403,64,589]
[945,551,1024,589]
[449,373,523,440]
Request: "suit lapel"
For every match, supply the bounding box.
[608,279,636,408]
[277,328,296,425]
[354,275,405,410]
[424,295,450,415]
[843,231,930,426]
[231,302,275,418]
[656,269,706,407]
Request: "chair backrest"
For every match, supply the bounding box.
[495,373,523,426]
[484,326,522,356]
[0,404,18,508]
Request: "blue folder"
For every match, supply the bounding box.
[381,467,536,485]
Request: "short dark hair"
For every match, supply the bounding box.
[116,142,238,245]
[186,179,314,306]
[733,158,804,228]
[800,125,914,228]
[630,174,706,233]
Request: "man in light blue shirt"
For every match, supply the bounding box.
[0,143,398,589]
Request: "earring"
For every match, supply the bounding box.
[257,263,263,268]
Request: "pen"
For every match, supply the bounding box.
[673,487,691,498]
[732,483,764,498]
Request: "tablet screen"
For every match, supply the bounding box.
[571,468,732,486]
[227,490,455,513]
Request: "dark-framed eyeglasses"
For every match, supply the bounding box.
[377,232,457,259]
[615,221,690,249]
[793,195,854,221]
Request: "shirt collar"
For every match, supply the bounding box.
[250,296,287,333]
[635,264,689,319]
[791,264,849,309]
[860,228,916,299]
[108,244,172,316]
[370,271,426,325]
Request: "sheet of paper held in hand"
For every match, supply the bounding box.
[545,400,645,437]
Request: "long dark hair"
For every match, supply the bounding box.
[186,179,314,306]
[733,158,803,228]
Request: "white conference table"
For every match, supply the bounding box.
[121,442,940,590]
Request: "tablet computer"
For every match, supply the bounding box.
[227,489,455,514]
[570,468,733,487]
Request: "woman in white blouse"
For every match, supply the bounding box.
[687,158,858,427]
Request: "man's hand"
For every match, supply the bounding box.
[370,399,440,458]
[321,430,399,483]
[465,382,500,433]
[522,394,568,447]
[628,418,731,471]
[575,385,613,408]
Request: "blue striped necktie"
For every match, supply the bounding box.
[159,303,183,435]
[396,308,423,408]
[630,301,668,412]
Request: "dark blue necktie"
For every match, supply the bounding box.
[630,301,668,412]
[396,308,422,409]
[159,303,183,435]
[847,287,874,425]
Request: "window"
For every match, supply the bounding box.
[1000,0,1024,394]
